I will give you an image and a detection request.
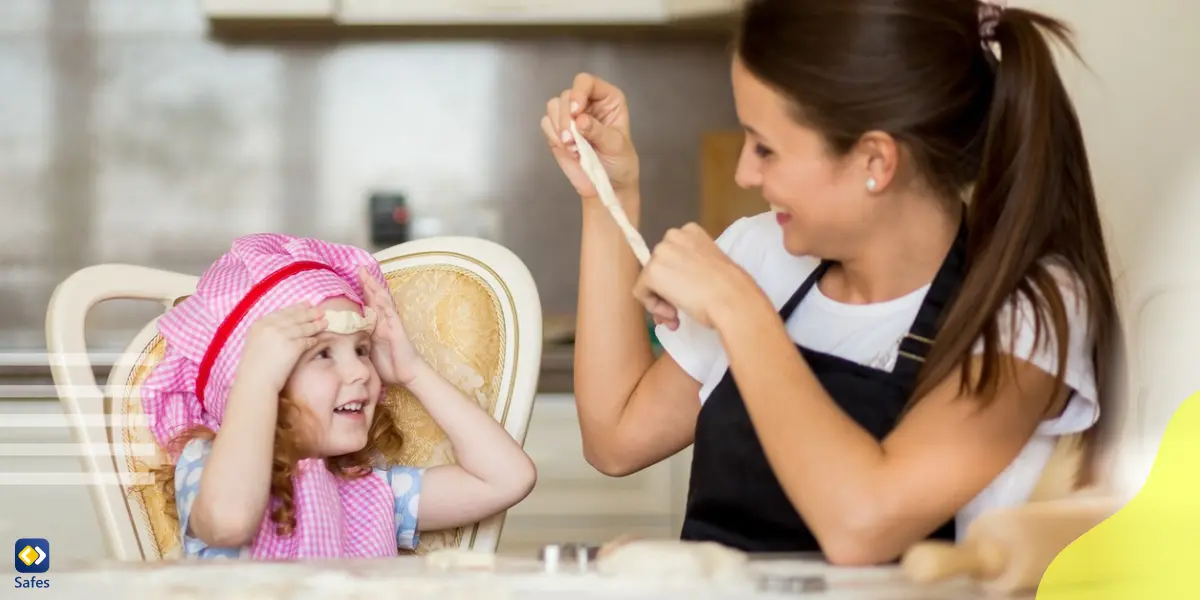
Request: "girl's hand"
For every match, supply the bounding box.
[541,72,641,199]
[359,268,423,387]
[237,302,326,392]
[633,223,761,330]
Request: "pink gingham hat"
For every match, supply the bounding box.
[141,233,398,559]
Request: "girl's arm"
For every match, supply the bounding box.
[187,302,326,548]
[404,359,537,532]
[188,375,278,547]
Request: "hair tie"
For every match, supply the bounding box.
[978,0,1007,44]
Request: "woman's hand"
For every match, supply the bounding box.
[634,224,763,330]
[359,268,424,387]
[541,73,640,199]
[237,302,326,392]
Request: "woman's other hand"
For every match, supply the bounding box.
[541,72,640,199]
[634,224,762,330]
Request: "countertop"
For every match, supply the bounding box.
[37,554,1021,600]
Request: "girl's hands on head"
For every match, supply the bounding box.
[359,268,424,387]
[239,302,326,392]
[541,72,641,199]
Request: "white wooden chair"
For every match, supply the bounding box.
[45,236,543,561]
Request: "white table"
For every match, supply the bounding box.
[33,555,1029,599]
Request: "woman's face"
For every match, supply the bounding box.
[730,56,877,259]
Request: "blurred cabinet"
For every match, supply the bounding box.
[203,0,741,26]
[700,130,768,237]
[0,400,107,562]
[337,0,667,25]
[497,394,693,556]
[202,0,334,19]
[668,0,744,19]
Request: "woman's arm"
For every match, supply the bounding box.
[574,192,703,476]
[540,73,705,477]
[710,290,1067,565]
[404,359,537,532]
[189,375,279,547]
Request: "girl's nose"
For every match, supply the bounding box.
[340,356,370,383]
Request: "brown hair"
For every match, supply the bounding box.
[737,0,1119,486]
[150,395,405,537]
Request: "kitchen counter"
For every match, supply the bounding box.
[37,554,1018,600]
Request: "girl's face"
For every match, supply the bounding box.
[283,296,382,458]
[730,55,881,259]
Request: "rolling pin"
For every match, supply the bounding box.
[900,495,1121,595]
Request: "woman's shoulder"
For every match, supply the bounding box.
[714,212,822,302]
[714,211,789,258]
[989,257,1099,434]
[998,257,1092,333]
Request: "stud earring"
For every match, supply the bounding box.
[866,177,878,192]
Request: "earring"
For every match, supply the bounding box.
[866,177,878,192]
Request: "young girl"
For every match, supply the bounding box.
[141,234,537,559]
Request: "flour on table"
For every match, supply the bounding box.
[424,548,498,570]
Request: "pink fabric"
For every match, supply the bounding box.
[141,233,399,559]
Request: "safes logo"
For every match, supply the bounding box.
[13,538,50,590]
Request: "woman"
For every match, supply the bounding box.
[541,0,1120,566]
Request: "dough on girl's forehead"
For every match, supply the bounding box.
[324,307,376,334]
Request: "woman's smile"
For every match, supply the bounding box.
[771,205,793,225]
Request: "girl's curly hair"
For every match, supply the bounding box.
[149,393,405,538]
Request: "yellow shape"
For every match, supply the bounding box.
[1037,390,1200,598]
[17,545,36,566]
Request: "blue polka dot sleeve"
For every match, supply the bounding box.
[378,465,424,550]
[174,438,244,559]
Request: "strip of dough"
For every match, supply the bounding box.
[569,121,652,266]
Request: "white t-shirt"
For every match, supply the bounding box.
[656,211,1098,541]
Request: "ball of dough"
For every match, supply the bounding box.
[595,540,751,584]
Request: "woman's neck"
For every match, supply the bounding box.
[821,196,962,305]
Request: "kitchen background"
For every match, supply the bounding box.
[0,0,739,353]
[2,0,1200,564]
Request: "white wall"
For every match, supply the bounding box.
[1016,0,1200,496]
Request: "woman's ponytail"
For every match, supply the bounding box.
[913,8,1119,487]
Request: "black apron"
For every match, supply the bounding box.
[679,221,968,554]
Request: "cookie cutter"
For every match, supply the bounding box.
[755,574,828,594]
[537,543,598,574]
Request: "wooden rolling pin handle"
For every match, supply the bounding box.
[901,540,1000,583]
